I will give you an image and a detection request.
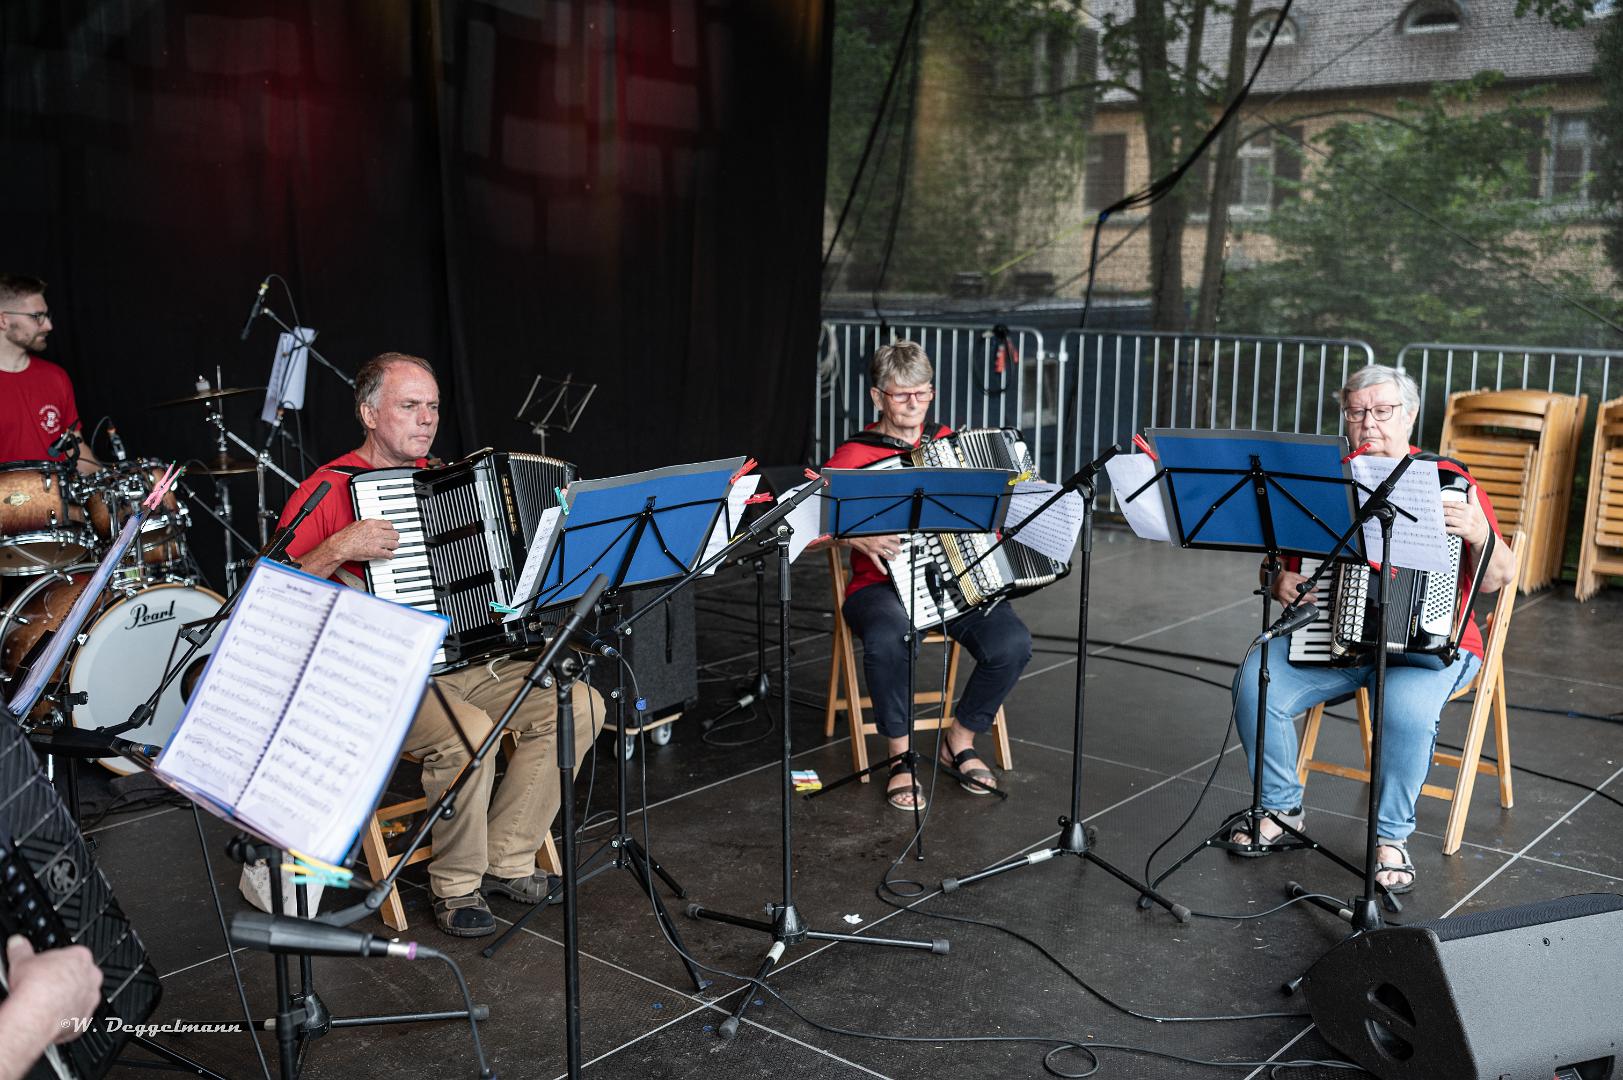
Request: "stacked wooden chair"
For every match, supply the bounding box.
[1575,396,1623,601]
[1439,389,1586,592]
[823,548,1012,781]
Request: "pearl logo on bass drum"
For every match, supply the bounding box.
[123,598,177,631]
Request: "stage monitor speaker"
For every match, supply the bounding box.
[1303,892,1623,1080]
[615,585,697,721]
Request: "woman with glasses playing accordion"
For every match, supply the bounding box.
[820,341,1032,813]
[1229,365,1516,894]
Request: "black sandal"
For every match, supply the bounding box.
[886,760,926,811]
[939,745,998,796]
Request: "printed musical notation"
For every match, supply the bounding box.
[154,561,448,864]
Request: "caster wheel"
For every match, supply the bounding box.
[648,723,672,747]
[621,735,637,761]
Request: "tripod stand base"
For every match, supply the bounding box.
[685,901,948,1039]
[1286,880,1390,930]
[940,822,1192,923]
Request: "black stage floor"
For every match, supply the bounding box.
[83,528,1623,1079]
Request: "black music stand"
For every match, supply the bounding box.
[928,446,1191,921]
[1136,430,1408,930]
[805,465,1017,844]
[481,458,744,995]
[682,473,951,1042]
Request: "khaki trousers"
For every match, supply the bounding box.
[404,655,602,899]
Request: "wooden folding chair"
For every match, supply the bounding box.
[1575,396,1623,602]
[822,547,1012,781]
[1441,390,1585,593]
[1296,532,1523,855]
[360,738,565,932]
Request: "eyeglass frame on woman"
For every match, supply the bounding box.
[1342,402,1403,423]
[2,311,51,323]
[878,387,935,404]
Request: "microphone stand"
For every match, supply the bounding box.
[931,446,1191,922]
[255,303,356,390]
[1146,456,1419,929]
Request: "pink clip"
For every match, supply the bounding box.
[730,458,759,485]
[1343,441,1373,463]
[744,492,774,505]
[1132,433,1158,461]
[143,463,183,510]
[804,467,821,481]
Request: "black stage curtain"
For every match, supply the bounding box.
[0,0,828,550]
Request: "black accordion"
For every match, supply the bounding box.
[1288,469,1489,666]
[349,449,575,670]
[869,427,1070,629]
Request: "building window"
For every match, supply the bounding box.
[1248,11,1298,46]
[1084,132,1127,211]
[1400,0,1464,34]
[1230,126,1304,213]
[1549,112,1596,203]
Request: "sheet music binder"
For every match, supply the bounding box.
[151,560,448,865]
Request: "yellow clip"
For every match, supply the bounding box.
[1010,470,1033,486]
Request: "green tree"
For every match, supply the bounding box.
[1220,77,1613,361]
[824,0,1097,296]
[1593,10,1623,280]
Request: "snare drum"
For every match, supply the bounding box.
[0,461,94,575]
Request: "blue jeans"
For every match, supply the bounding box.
[841,584,1032,740]
[1231,637,1481,843]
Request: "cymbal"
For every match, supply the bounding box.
[196,454,260,476]
[151,385,265,409]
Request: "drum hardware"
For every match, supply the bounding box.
[149,384,264,409]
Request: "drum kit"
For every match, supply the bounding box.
[0,382,289,771]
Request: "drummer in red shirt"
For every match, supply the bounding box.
[0,274,100,472]
[822,341,1032,812]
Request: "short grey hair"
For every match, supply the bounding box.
[1337,364,1420,417]
[870,341,933,391]
[354,351,436,422]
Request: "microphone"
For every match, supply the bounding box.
[1257,602,1320,644]
[567,628,620,659]
[261,407,284,456]
[230,912,421,959]
[923,562,946,606]
[28,728,162,760]
[48,430,80,457]
[238,278,269,342]
[106,422,128,463]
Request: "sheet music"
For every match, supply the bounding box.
[157,567,335,804]
[155,561,446,863]
[1349,456,1450,572]
[1006,481,1086,562]
[506,504,563,624]
[782,482,824,563]
[261,327,315,422]
[1104,453,1171,542]
[699,474,761,575]
[235,589,444,861]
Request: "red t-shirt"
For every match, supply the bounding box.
[0,357,79,461]
[823,423,952,599]
[1286,449,1503,659]
[278,451,428,583]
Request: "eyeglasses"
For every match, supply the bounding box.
[878,388,935,404]
[2,310,51,324]
[1343,403,1403,423]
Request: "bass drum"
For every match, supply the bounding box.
[69,583,223,774]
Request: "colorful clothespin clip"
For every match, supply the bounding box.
[1343,441,1373,463]
[803,467,821,481]
[489,601,520,614]
[730,458,759,485]
[1131,433,1158,460]
[744,492,774,505]
[554,487,569,514]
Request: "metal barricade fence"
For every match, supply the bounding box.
[815,320,1050,465]
[1395,343,1623,447]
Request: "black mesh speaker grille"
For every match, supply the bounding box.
[1423,892,1623,943]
